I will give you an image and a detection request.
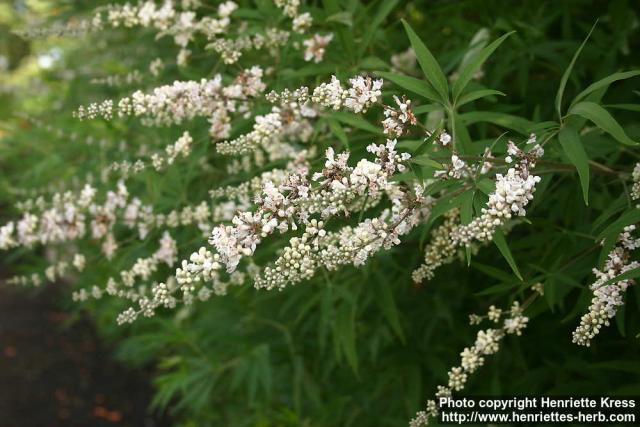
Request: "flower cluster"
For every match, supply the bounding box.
[254,183,432,290]
[413,138,544,283]
[572,226,640,346]
[206,29,290,64]
[303,34,333,63]
[411,209,460,283]
[382,95,417,137]
[215,103,316,158]
[173,140,413,295]
[631,163,640,206]
[74,67,266,140]
[409,299,531,427]
[451,140,543,246]
[0,178,222,263]
[106,131,194,178]
[7,254,86,288]
[104,0,237,48]
[90,70,143,87]
[312,75,383,113]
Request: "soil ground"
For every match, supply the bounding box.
[0,283,171,427]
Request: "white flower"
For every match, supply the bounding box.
[218,1,238,18]
[303,33,333,63]
[292,12,312,33]
[344,76,383,113]
[573,226,640,346]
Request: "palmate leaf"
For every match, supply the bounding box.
[452,31,514,102]
[558,125,590,205]
[568,102,638,146]
[401,19,449,103]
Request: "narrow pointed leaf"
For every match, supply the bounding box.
[331,111,382,135]
[413,121,443,156]
[411,154,443,168]
[460,111,534,134]
[555,21,597,118]
[569,101,638,146]
[336,303,358,375]
[401,19,449,103]
[376,71,440,103]
[600,267,640,288]
[360,0,399,55]
[456,89,505,107]
[327,118,349,149]
[558,125,590,205]
[493,229,523,281]
[460,191,475,265]
[571,70,640,107]
[452,32,514,102]
[597,208,640,240]
[373,275,405,342]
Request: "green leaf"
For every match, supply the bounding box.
[593,360,640,375]
[411,154,442,168]
[326,11,353,27]
[327,118,349,149]
[558,125,590,205]
[460,111,534,134]
[360,0,399,55]
[373,274,404,342]
[456,89,505,107]
[472,261,519,282]
[425,189,469,229]
[452,32,514,102]
[571,70,640,108]
[555,21,597,119]
[413,121,443,156]
[569,101,638,146]
[359,56,389,70]
[461,191,475,265]
[413,104,442,114]
[336,303,358,375]
[599,267,640,288]
[493,229,523,280]
[401,20,449,103]
[616,302,626,337]
[592,196,627,232]
[476,178,496,195]
[596,209,640,240]
[606,103,640,112]
[452,110,472,154]
[375,71,440,103]
[330,111,382,135]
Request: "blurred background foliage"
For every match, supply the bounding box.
[1,1,640,426]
